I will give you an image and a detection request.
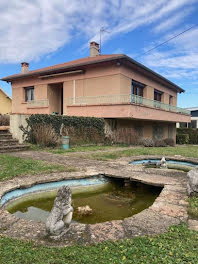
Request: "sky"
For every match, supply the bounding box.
[0,0,198,108]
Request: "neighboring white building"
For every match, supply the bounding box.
[177,107,198,128]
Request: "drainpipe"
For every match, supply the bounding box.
[73,80,76,104]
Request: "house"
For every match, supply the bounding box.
[177,107,198,129]
[0,87,12,115]
[2,42,190,143]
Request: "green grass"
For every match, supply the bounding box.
[29,144,129,154]
[0,154,76,181]
[0,224,198,264]
[88,145,198,160]
[188,195,198,219]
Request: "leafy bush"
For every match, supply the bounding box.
[164,138,175,146]
[141,138,154,147]
[20,114,105,146]
[177,128,198,144]
[176,134,189,144]
[154,139,167,147]
[0,114,10,126]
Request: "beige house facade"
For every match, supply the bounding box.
[0,87,12,115]
[2,42,190,143]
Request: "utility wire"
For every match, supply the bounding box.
[134,23,198,59]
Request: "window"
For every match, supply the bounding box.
[131,80,145,104]
[169,95,173,105]
[25,86,34,101]
[154,89,162,102]
[131,80,145,97]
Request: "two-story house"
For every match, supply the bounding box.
[2,42,190,143]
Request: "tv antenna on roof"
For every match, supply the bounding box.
[100,27,110,54]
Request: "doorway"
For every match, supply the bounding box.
[47,83,63,115]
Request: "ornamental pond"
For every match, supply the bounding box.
[3,176,161,224]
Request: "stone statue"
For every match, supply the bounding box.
[187,168,198,196]
[160,157,167,168]
[45,186,73,237]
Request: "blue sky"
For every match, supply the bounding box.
[0,0,198,108]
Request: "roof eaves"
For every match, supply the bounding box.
[1,55,125,82]
[123,55,184,93]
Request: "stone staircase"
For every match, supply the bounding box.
[0,127,29,153]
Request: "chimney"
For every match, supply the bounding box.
[21,62,29,73]
[90,42,100,57]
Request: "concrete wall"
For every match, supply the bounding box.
[0,90,12,114]
[10,114,30,143]
[67,104,190,123]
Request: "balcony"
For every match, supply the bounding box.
[67,94,190,116]
[27,99,49,108]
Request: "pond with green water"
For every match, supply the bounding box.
[6,179,161,224]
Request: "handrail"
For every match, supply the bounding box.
[66,94,190,115]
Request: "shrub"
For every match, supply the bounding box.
[164,138,175,146]
[176,134,189,144]
[141,138,154,147]
[32,124,58,147]
[177,128,198,144]
[154,139,167,147]
[0,114,10,126]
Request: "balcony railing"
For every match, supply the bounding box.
[27,99,49,108]
[67,94,190,115]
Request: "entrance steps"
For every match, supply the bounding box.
[0,127,29,153]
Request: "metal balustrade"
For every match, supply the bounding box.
[27,99,49,108]
[67,94,190,115]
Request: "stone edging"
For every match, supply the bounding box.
[0,156,193,246]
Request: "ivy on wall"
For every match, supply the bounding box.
[20,114,105,146]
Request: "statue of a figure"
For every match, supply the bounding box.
[160,157,167,168]
[45,186,73,237]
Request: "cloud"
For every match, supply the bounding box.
[153,8,194,33]
[140,25,198,82]
[0,0,196,63]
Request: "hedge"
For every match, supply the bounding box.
[176,134,189,144]
[177,128,198,144]
[20,114,105,146]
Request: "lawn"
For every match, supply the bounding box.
[0,224,197,264]
[88,145,198,160]
[1,148,198,263]
[30,144,128,154]
[0,154,76,181]
[188,195,198,220]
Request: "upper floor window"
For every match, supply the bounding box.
[131,80,145,97]
[25,86,34,101]
[154,89,162,102]
[169,95,173,105]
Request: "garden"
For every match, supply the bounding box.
[0,114,198,263]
